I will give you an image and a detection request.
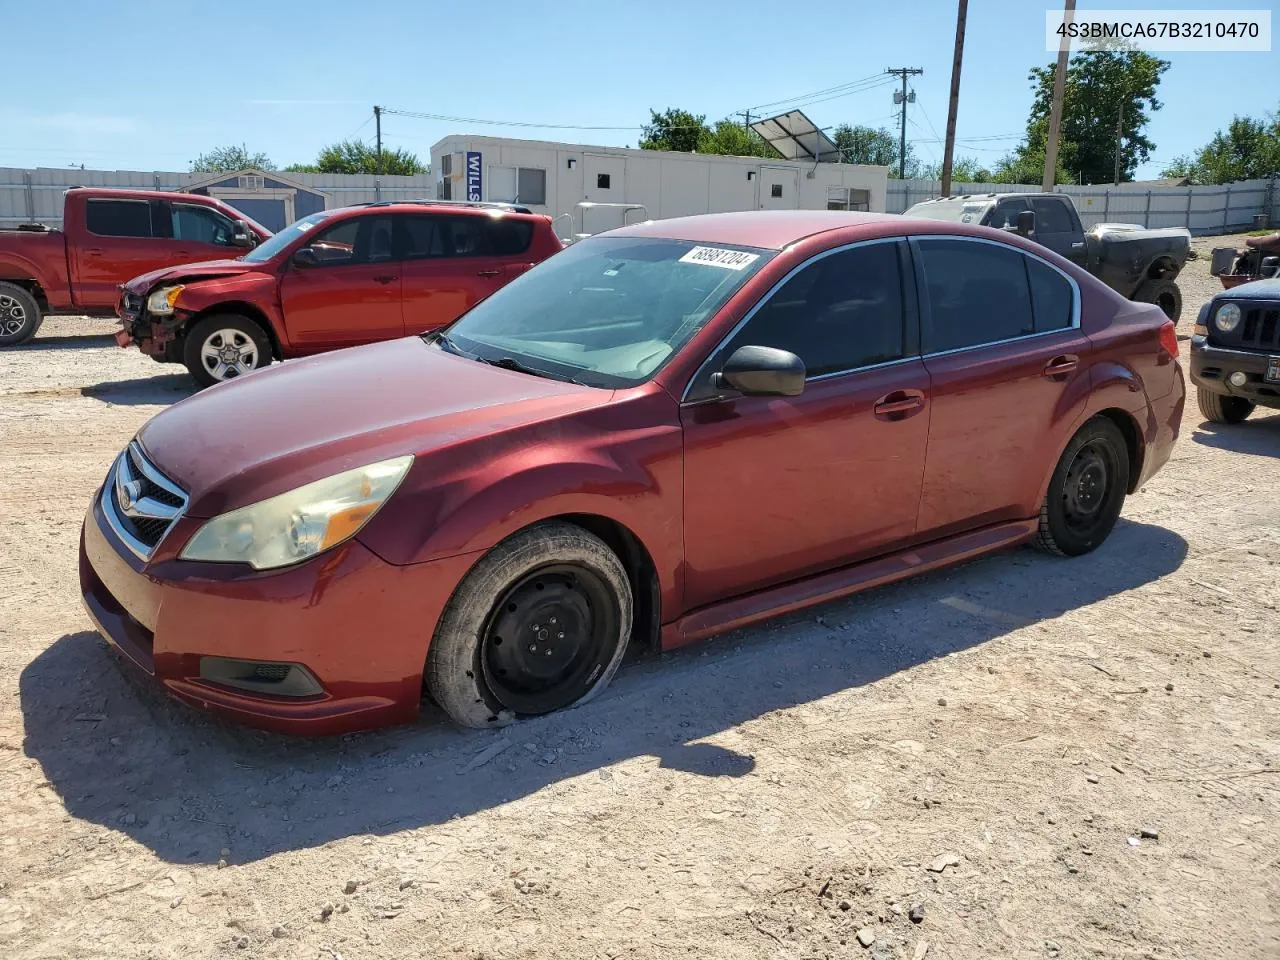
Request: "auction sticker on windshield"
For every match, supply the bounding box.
[679,247,761,270]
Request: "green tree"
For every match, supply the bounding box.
[284,140,426,175]
[990,144,1074,185]
[832,124,919,178]
[919,155,993,183]
[1160,109,1280,184]
[639,108,709,153]
[191,145,273,172]
[1006,49,1169,184]
[697,119,774,158]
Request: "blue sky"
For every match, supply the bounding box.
[5,0,1275,181]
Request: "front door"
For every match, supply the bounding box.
[278,214,403,351]
[1029,196,1088,267]
[681,240,929,609]
[758,166,799,210]
[911,237,1090,538]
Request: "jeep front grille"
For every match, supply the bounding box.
[1239,307,1280,350]
[101,442,188,560]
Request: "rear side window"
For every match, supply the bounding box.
[399,216,444,259]
[1030,197,1075,234]
[485,218,534,255]
[917,239,1034,352]
[85,199,153,238]
[724,242,906,377]
[1027,257,1074,331]
[445,217,490,257]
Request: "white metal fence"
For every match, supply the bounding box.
[888,177,1278,235]
[0,167,436,227]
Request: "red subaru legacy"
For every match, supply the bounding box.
[80,211,1185,734]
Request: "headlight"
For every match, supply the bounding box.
[1214,302,1242,332]
[146,285,185,315]
[180,456,413,569]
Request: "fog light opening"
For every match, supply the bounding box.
[1228,371,1248,387]
[198,657,324,698]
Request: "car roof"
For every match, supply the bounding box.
[339,200,544,219]
[65,187,225,204]
[609,211,913,250]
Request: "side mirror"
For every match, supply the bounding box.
[712,345,805,397]
[229,219,257,248]
[1016,209,1036,237]
[292,247,319,267]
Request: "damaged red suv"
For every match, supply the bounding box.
[80,211,1184,734]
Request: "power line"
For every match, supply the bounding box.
[745,73,893,113]
[382,107,644,131]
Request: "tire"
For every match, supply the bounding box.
[1034,417,1131,557]
[1133,277,1182,322]
[182,314,271,388]
[427,521,633,729]
[0,281,43,347]
[1197,386,1254,424]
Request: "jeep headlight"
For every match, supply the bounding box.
[181,456,413,569]
[1214,302,1242,332]
[146,285,185,315]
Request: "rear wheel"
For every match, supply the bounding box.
[427,521,632,728]
[182,314,271,388]
[0,282,42,347]
[1034,417,1130,557]
[1197,386,1254,424]
[1133,277,1182,322]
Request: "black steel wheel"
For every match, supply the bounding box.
[1034,416,1130,557]
[481,564,620,715]
[427,521,633,728]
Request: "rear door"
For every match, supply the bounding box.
[277,214,403,351]
[399,214,514,336]
[681,240,930,608]
[73,198,181,308]
[1030,196,1088,267]
[911,236,1089,539]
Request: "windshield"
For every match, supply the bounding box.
[443,236,774,388]
[240,211,331,262]
[904,199,994,224]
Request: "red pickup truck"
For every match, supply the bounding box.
[0,188,270,346]
[117,200,564,386]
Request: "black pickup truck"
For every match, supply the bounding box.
[904,192,1191,320]
[1189,278,1280,423]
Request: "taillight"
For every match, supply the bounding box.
[1157,319,1178,359]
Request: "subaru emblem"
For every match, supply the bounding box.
[119,479,143,511]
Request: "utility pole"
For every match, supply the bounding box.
[1113,99,1123,185]
[886,67,923,179]
[741,110,754,156]
[940,0,968,196]
[1043,0,1075,191]
[374,105,383,176]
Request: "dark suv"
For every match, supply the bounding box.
[1190,278,1280,423]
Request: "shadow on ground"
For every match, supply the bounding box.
[21,519,1186,865]
[1191,409,1280,457]
[82,373,196,406]
[24,333,118,351]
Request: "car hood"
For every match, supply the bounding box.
[1218,277,1280,301]
[136,338,613,518]
[123,258,258,295]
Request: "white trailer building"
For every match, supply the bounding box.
[430,134,889,238]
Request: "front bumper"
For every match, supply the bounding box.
[1189,338,1280,407]
[115,293,180,358]
[79,487,481,735]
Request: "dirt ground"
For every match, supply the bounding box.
[1,235,1277,960]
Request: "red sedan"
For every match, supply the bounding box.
[79,211,1185,734]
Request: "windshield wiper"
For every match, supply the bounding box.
[479,354,587,386]
[425,330,468,356]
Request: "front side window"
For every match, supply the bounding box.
[302,216,394,265]
[445,237,773,387]
[172,204,236,245]
[85,199,152,238]
[241,211,329,263]
[721,242,906,378]
[917,239,1035,352]
[1030,197,1075,234]
[985,198,1032,230]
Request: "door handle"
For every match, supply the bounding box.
[873,389,925,419]
[1043,354,1079,379]
[1070,241,1085,249]
[85,248,104,256]
[372,275,398,284]
[476,269,501,277]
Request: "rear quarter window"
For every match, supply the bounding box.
[1027,257,1074,331]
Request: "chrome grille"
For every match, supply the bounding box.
[101,442,188,560]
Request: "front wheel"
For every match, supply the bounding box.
[182,314,271,388]
[1034,417,1130,557]
[0,281,43,347]
[427,522,633,729]
[1196,386,1254,424]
